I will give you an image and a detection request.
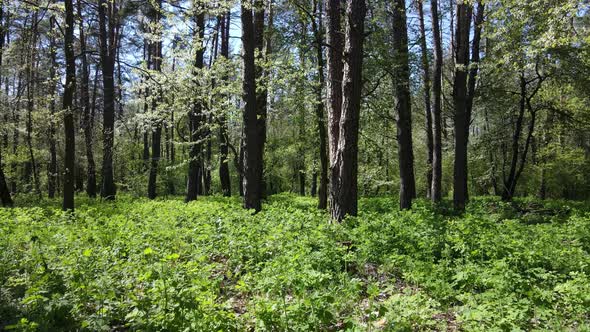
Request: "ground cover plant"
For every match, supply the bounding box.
[1,194,589,331]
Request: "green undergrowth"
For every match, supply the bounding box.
[1,194,589,331]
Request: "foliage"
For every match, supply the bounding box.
[1,194,589,331]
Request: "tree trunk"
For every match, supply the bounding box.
[148,0,163,200]
[326,0,344,212]
[418,0,433,199]
[63,0,76,211]
[0,3,12,207]
[47,15,58,199]
[313,0,328,208]
[186,11,205,202]
[452,1,472,211]
[219,12,232,197]
[297,34,306,197]
[78,0,96,198]
[392,0,416,210]
[330,0,366,222]
[98,0,117,200]
[241,0,263,211]
[25,9,41,196]
[430,0,443,202]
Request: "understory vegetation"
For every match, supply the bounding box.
[1,194,589,331]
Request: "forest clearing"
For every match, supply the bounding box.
[1,194,590,330]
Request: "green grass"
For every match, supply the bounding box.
[1,194,589,331]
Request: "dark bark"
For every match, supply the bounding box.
[392,0,416,210]
[219,13,231,197]
[297,37,306,197]
[238,135,245,197]
[204,116,212,196]
[465,1,485,124]
[78,0,96,198]
[25,9,41,196]
[312,0,328,209]
[63,0,76,211]
[418,0,433,199]
[430,0,443,202]
[98,0,118,200]
[0,151,11,206]
[11,74,20,193]
[0,3,12,207]
[47,15,58,198]
[330,0,365,222]
[452,1,472,211]
[186,11,205,202]
[148,0,163,200]
[326,0,344,212]
[241,0,263,211]
[311,171,318,197]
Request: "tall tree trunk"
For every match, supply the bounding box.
[186,9,205,202]
[148,0,163,200]
[11,74,20,193]
[78,0,96,198]
[98,0,117,200]
[326,0,344,213]
[63,0,76,211]
[0,2,12,207]
[241,0,263,211]
[297,33,306,197]
[430,0,443,202]
[330,0,366,222]
[25,9,41,196]
[312,0,328,209]
[218,12,232,197]
[418,0,433,199]
[452,1,472,211]
[47,15,58,198]
[393,0,416,210]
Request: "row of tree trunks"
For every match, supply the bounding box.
[328,0,366,222]
[393,0,416,210]
[240,0,268,212]
[186,8,206,203]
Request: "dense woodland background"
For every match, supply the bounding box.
[2,1,590,330]
[0,0,589,217]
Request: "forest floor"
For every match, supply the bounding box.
[1,194,589,331]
